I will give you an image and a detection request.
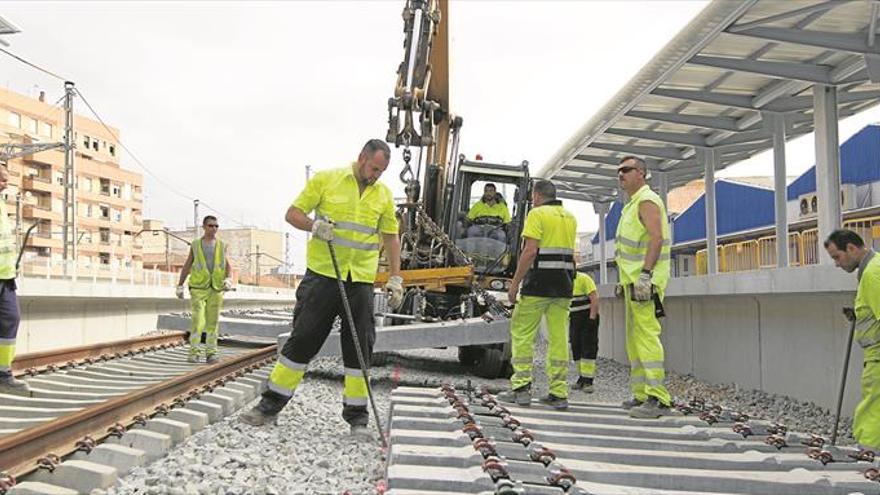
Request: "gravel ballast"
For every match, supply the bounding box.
[99,337,859,494]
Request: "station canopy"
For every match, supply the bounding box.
[539,0,880,204]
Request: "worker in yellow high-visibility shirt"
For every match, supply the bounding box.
[824,229,880,452]
[240,139,404,437]
[615,155,678,419]
[176,215,235,364]
[570,270,599,392]
[0,166,29,396]
[465,183,510,243]
[498,179,577,410]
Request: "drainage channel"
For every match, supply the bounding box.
[386,385,880,495]
[0,342,275,495]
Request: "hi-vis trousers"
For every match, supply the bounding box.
[624,285,671,406]
[189,287,223,357]
[510,295,570,398]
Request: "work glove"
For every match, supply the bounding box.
[385,275,405,310]
[633,272,653,302]
[222,278,234,291]
[311,219,335,242]
[614,284,624,299]
[175,285,185,299]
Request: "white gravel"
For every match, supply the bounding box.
[100,335,859,494]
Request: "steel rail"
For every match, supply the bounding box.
[0,344,276,480]
[13,331,187,376]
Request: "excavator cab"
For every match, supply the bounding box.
[442,156,531,292]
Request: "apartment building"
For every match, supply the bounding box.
[0,86,144,271]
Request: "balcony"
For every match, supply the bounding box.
[22,204,62,222]
[22,175,63,195]
[26,232,62,249]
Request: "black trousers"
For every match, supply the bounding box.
[261,270,375,425]
[569,312,599,362]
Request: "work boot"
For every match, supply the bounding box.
[628,397,681,419]
[205,354,218,364]
[187,354,199,364]
[0,373,30,396]
[573,377,594,393]
[622,397,644,410]
[497,385,531,406]
[239,401,279,426]
[538,394,569,410]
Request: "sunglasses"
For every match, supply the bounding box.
[617,166,638,174]
[205,224,219,228]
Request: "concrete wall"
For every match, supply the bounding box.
[15,276,294,354]
[598,265,864,413]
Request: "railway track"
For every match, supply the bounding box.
[386,385,880,495]
[0,335,275,494]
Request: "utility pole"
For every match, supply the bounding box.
[193,199,200,240]
[284,232,290,287]
[164,227,170,272]
[255,244,261,286]
[62,81,77,273]
[14,192,21,249]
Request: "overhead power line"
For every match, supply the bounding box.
[0,46,67,81]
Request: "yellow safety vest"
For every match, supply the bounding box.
[467,200,510,224]
[571,272,596,314]
[855,252,880,361]
[520,200,577,298]
[294,164,398,283]
[0,201,16,280]
[615,184,671,290]
[189,238,226,291]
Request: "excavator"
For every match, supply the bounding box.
[375,0,534,378]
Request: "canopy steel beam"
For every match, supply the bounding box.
[688,55,835,84]
[727,0,855,33]
[605,127,708,147]
[589,141,688,161]
[553,173,620,188]
[731,26,880,56]
[572,153,620,166]
[562,164,621,178]
[625,110,745,132]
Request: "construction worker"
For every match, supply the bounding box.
[615,155,675,419]
[176,215,235,364]
[240,139,403,436]
[570,269,599,392]
[824,229,880,452]
[465,183,510,242]
[0,166,28,395]
[499,179,577,410]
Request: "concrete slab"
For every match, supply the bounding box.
[142,417,191,443]
[183,399,224,423]
[211,387,246,408]
[69,443,146,475]
[106,429,172,462]
[7,481,78,495]
[31,460,117,493]
[199,392,236,415]
[224,381,258,401]
[166,408,209,432]
[0,405,81,418]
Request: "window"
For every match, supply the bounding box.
[38,122,52,138]
[81,177,92,192]
[109,144,116,157]
[113,208,122,222]
[83,136,90,148]
[26,118,37,134]
[7,112,20,128]
[100,178,110,195]
[99,228,110,243]
[92,140,98,151]
[99,252,110,264]
[111,184,121,197]
[99,205,110,219]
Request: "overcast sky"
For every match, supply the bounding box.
[2,1,879,272]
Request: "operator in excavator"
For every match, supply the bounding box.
[240,139,404,437]
[0,165,29,396]
[463,183,510,243]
